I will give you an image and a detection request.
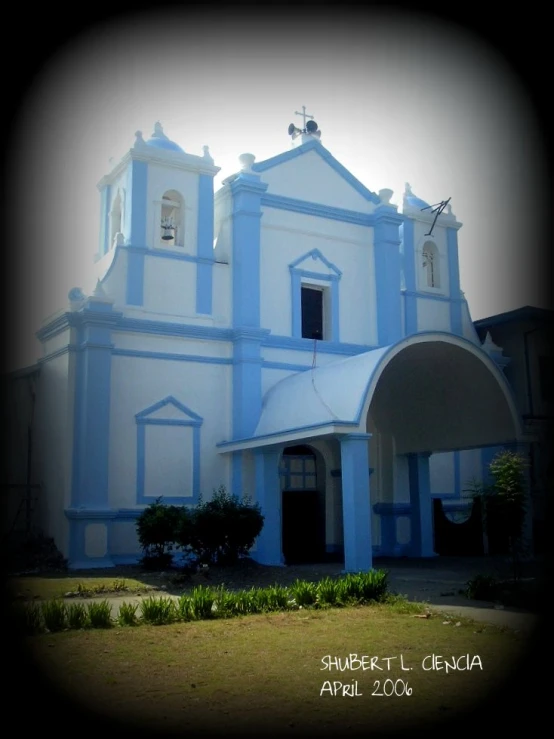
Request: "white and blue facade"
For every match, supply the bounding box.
[32,122,524,570]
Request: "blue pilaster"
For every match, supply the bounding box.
[447,227,462,336]
[373,208,403,346]
[125,159,148,305]
[408,452,436,557]
[252,448,284,565]
[196,173,216,314]
[400,218,418,335]
[69,295,120,568]
[230,172,268,441]
[99,185,111,257]
[340,433,373,571]
[231,451,243,496]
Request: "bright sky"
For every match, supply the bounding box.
[9,9,547,371]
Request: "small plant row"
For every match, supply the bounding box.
[64,579,141,598]
[16,570,389,634]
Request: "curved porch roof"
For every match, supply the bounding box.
[218,332,524,454]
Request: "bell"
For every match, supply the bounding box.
[161,216,175,241]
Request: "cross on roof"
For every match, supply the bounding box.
[295,106,314,129]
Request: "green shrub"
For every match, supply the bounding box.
[264,584,290,612]
[136,497,185,568]
[139,596,177,625]
[42,600,67,632]
[118,602,140,626]
[188,586,217,620]
[232,589,262,616]
[67,603,89,629]
[289,579,317,608]
[177,595,194,622]
[184,486,264,566]
[86,600,113,628]
[355,570,389,602]
[316,577,340,607]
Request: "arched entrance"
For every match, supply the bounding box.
[280,445,326,564]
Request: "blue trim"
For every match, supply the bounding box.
[262,360,310,373]
[373,210,403,346]
[126,159,148,247]
[403,289,464,304]
[125,245,216,265]
[217,420,359,449]
[99,185,111,257]
[289,248,342,275]
[290,252,342,341]
[233,334,264,438]
[340,433,373,572]
[400,219,418,335]
[447,227,462,335]
[196,173,215,314]
[252,449,284,566]
[454,451,461,496]
[252,138,380,203]
[70,301,114,512]
[116,317,232,341]
[135,396,203,504]
[230,174,267,440]
[112,348,232,365]
[126,248,145,306]
[231,174,267,328]
[407,453,435,557]
[264,335,373,356]
[263,192,375,225]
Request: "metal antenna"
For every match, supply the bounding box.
[421,197,451,237]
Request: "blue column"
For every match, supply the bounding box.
[408,452,436,557]
[340,433,372,572]
[400,218,418,335]
[447,227,463,336]
[373,208,403,346]
[252,448,284,566]
[232,329,265,439]
[125,159,148,306]
[196,173,216,314]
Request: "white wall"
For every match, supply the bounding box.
[108,352,232,509]
[417,297,451,332]
[259,206,377,346]
[261,149,376,212]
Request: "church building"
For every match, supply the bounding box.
[28,116,524,570]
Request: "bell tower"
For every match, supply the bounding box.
[95,122,220,315]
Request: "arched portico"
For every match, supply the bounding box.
[218,332,523,572]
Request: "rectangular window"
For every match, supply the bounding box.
[301,286,324,339]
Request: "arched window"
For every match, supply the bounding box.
[160,190,184,247]
[422,241,440,288]
[110,190,123,249]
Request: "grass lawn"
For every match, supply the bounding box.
[26,601,529,735]
[8,576,152,600]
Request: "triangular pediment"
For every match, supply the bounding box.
[135,396,203,424]
[289,249,342,277]
[253,140,379,212]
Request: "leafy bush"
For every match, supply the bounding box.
[86,600,113,628]
[290,579,317,608]
[182,487,264,566]
[188,586,217,620]
[42,600,67,632]
[136,497,185,568]
[264,584,290,612]
[316,577,339,607]
[139,596,177,625]
[118,602,140,626]
[67,603,89,629]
